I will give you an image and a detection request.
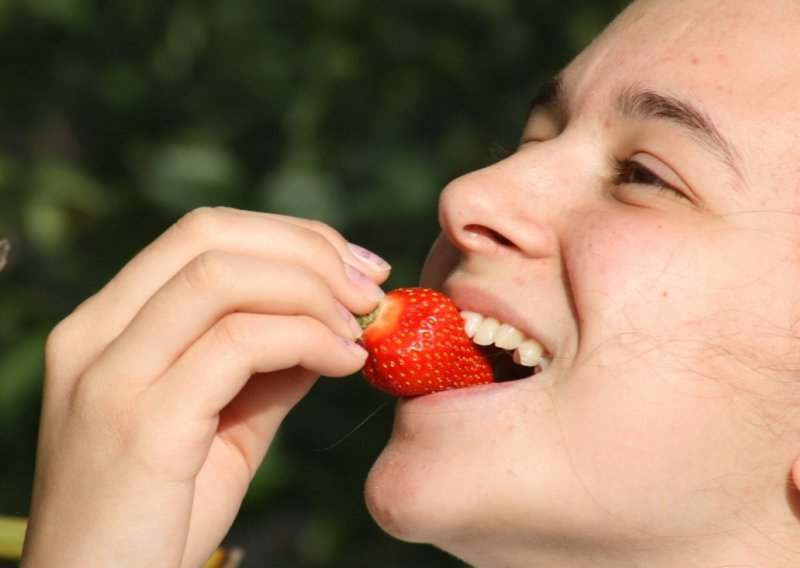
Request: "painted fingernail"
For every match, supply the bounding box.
[344,262,385,301]
[347,242,391,272]
[336,300,364,339]
[338,335,368,359]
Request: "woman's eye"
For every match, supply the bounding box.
[611,156,690,202]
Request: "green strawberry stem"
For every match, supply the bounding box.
[356,305,381,330]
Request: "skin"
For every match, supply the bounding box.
[365,0,800,566]
[22,208,389,567]
[20,1,800,567]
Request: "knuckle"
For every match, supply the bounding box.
[301,225,335,252]
[43,298,101,392]
[294,314,319,336]
[304,220,345,249]
[296,315,334,349]
[300,229,346,272]
[44,312,80,367]
[44,320,68,363]
[182,250,234,295]
[173,206,226,240]
[303,218,335,237]
[285,264,324,297]
[213,313,256,356]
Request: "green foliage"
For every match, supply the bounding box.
[0,0,628,565]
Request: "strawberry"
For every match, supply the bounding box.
[357,287,494,397]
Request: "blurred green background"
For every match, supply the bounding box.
[0,0,627,566]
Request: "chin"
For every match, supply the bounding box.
[363,402,489,549]
[364,427,457,545]
[364,446,428,543]
[361,380,622,565]
[364,444,499,566]
[364,439,552,568]
[362,383,537,554]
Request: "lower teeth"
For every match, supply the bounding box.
[483,346,535,382]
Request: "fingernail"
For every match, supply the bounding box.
[344,263,385,301]
[347,242,391,272]
[338,335,368,359]
[336,300,364,339]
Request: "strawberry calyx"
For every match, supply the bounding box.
[355,305,380,330]
[356,294,403,336]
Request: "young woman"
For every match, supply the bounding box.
[21,0,800,566]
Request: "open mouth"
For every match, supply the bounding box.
[460,311,551,383]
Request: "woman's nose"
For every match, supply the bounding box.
[437,157,559,260]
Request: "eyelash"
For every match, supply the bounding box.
[611,158,687,201]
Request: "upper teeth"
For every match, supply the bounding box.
[460,311,551,369]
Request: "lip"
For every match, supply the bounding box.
[441,282,554,359]
[398,374,535,409]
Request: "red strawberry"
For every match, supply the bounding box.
[357,287,494,397]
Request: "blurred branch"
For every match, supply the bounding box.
[0,240,9,272]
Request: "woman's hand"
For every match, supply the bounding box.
[21,207,390,567]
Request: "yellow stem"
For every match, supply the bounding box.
[0,516,25,560]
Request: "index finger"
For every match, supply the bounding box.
[59,208,390,375]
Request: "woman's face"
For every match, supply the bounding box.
[366,0,800,565]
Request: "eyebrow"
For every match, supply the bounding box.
[616,86,744,181]
[528,76,744,183]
